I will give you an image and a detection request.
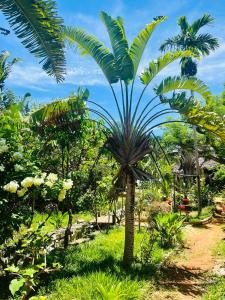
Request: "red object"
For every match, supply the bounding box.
[182,198,190,204]
[178,204,186,211]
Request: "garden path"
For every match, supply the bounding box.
[150,222,225,300]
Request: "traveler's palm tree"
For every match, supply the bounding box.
[0,0,66,82]
[32,12,212,265]
[160,14,219,77]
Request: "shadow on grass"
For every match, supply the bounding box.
[40,245,157,288]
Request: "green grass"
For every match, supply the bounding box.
[202,233,225,300]
[38,227,165,299]
[202,277,225,300]
[212,240,225,258]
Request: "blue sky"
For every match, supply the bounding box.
[1,0,225,119]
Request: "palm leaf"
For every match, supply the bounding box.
[177,16,189,33]
[100,11,133,82]
[0,0,66,82]
[129,16,167,77]
[155,76,212,103]
[31,91,87,125]
[0,51,21,89]
[62,26,118,84]
[140,50,192,85]
[190,14,214,34]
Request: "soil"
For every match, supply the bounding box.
[149,222,225,300]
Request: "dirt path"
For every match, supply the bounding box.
[150,222,225,300]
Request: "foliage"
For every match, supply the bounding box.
[1,222,61,299]
[150,213,185,248]
[0,0,66,81]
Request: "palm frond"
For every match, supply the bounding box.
[140,50,192,85]
[0,51,21,90]
[190,14,214,34]
[129,16,167,77]
[159,35,182,52]
[190,33,219,55]
[100,11,133,82]
[31,90,88,126]
[155,76,212,103]
[177,16,189,33]
[62,26,118,84]
[0,0,66,82]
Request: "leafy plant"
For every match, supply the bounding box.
[151,213,185,248]
[0,0,66,81]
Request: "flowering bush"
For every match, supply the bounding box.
[3,173,73,202]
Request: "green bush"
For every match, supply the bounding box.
[152,213,185,249]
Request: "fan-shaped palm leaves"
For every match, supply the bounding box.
[0,0,66,82]
[36,11,212,265]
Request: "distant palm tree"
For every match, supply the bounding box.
[33,12,212,265]
[160,14,219,77]
[0,0,66,82]
[0,51,20,92]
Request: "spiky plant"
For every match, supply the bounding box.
[0,0,66,82]
[33,12,212,265]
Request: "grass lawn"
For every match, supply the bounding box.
[38,227,166,299]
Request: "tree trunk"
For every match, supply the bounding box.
[64,209,73,249]
[123,172,135,266]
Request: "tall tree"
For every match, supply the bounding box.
[35,12,212,265]
[160,14,219,215]
[0,0,66,82]
[160,14,219,77]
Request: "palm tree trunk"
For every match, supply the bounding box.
[123,172,135,265]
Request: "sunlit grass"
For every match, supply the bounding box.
[38,227,164,299]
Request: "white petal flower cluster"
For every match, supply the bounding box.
[17,188,28,197]
[21,177,34,188]
[0,164,5,172]
[63,179,73,190]
[3,181,19,193]
[33,177,44,187]
[0,138,9,154]
[58,179,73,201]
[14,164,24,172]
[45,173,58,187]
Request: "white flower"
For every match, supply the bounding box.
[0,164,5,172]
[46,173,58,182]
[41,172,47,179]
[3,181,19,193]
[0,144,9,154]
[17,187,28,197]
[45,181,54,188]
[12,152,23,160]
[63,179,73,191]
[58,190,66,201]
[0,138,6,145]
[21,177,34,188]
[14,164,24,172]
[33,177,44,187]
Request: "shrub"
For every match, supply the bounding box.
[151,213,185,249]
